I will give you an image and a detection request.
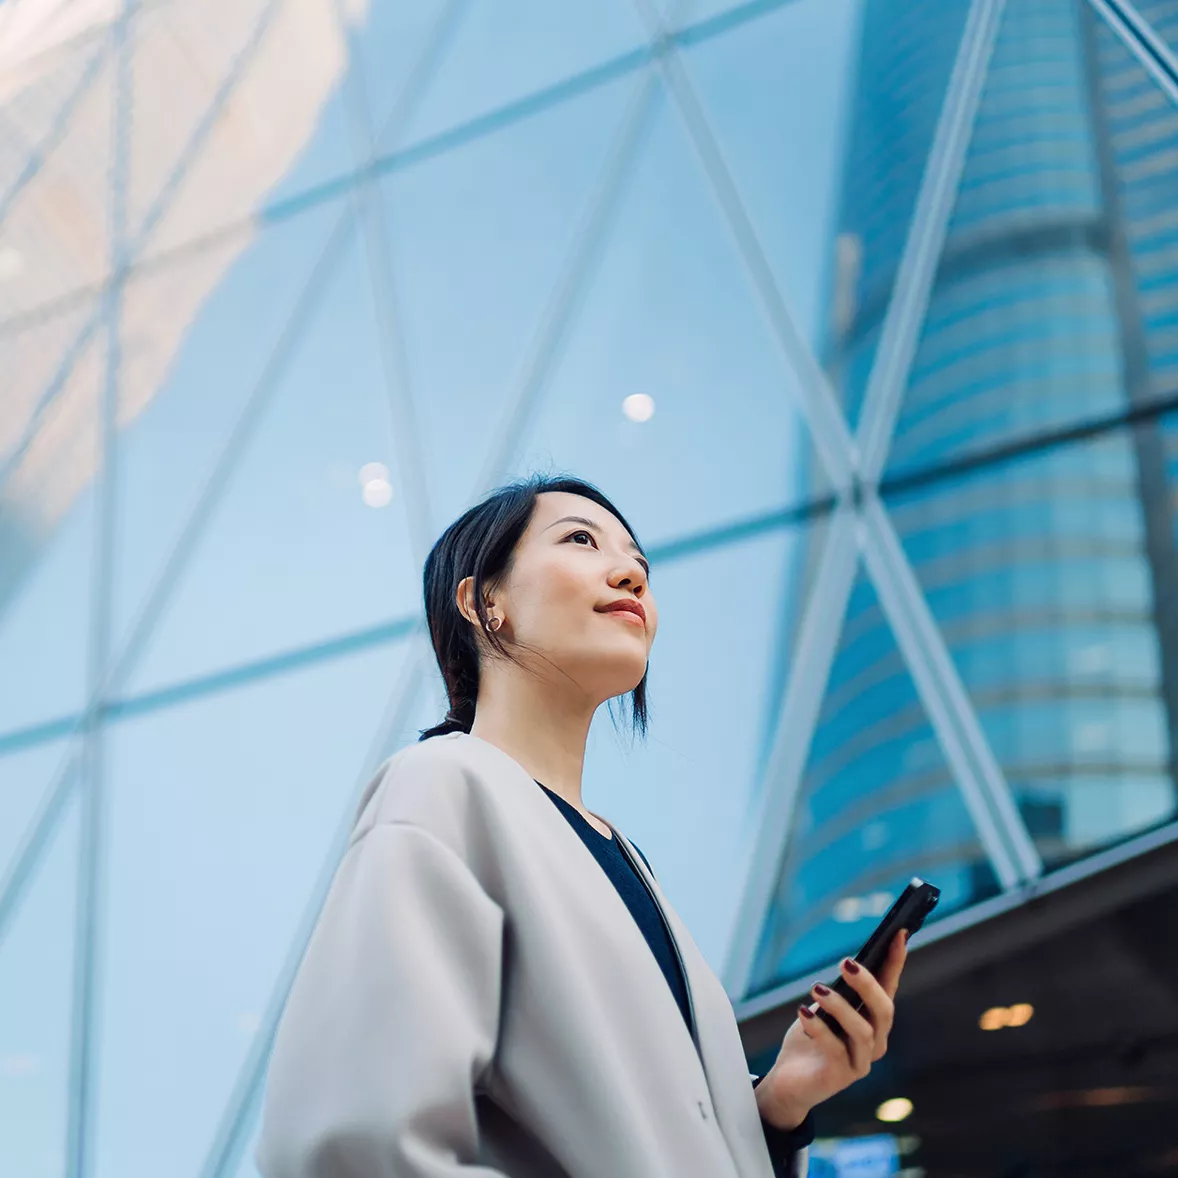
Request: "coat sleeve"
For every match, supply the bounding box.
[255,820,508,1178]
[750,1078,814,1178]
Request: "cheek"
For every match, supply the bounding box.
[515,556,595,632]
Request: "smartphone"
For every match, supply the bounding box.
[814,877,940,1041]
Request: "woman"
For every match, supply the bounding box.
[256,474,907,1178]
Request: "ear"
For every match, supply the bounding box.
[455,576,494,628]
[455,576,477,626]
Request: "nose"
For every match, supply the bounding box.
[610,556,648,593]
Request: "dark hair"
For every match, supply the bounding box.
[417,473,650,742]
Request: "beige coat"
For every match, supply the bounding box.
[255,730,805,1178]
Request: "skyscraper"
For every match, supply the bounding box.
[747,0,1178,991]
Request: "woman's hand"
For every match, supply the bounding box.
[754,929,908,1131]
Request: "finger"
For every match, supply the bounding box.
[809,984,873,1075]
[838,958,895,1046]
[795,1002,848,1053]
[875,929,909,998]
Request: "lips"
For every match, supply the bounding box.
[599,600,646,625]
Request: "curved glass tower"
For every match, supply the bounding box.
[747,0,1178,989]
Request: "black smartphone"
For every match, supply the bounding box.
[814,877,940,1041]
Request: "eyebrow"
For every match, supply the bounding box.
[543,515,646,558]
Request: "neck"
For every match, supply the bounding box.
[470,668,596,809]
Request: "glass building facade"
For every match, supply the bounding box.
[743,0,1178,989]
[3,2,1178,1177]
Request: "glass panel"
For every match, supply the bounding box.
[0,787,79,1178]
[110,194,348,666]
[1091,3,1178,414]
[0,740,74,883]
[95,641,410,1178]
[380,65,637,530]
[516,84,829,542]
[886,425,1178,868]
[129,0,357,263]
[747,563,1000,995]
[679,0,863,358]
[826,0,973,433]
[118,203,420,696]
[0,16,112,321]
[884,0,1178,480]
[885,0,1111,478]
[399,0,646,144]
[352,0,460,140]
[585,519,826,969]
[0,326,102,734]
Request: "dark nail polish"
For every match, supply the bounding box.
[843,958,860,974]
[813,983,832,997]
[797,1004,815,1020]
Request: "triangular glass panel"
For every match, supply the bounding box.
[129,0,357,263]
[349,0,455,143]
[110,191,346,664]
[885,424,1177,870]
[399,0,648,144]
[0,18,113,319]
[0,740,75,888]
[380,64,637,528]
[118,200,420,696]
[94,639,412,1178]
[0,785,80,1178]
[514,85,831,543]
[825,0,974,438]
[585,517,827,970]
[0,323,102,734]
[678,0,864,361]
[745,560,1000,997]
[883,0,1178,481]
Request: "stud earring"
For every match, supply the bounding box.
[485,615,502,632]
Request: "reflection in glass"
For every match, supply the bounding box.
[887,429,1177,868]
[748,568,999,993]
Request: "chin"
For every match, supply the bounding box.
[606,659,648,697]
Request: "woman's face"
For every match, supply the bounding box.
[474,491,657,704]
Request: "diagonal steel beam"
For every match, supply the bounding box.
[1088,0,1178,105]
[855,0,1006,481]
[859,493,1043,885]
[0,37,111,231]
[629,0,859,494]
[723,507,860,997]
[64,4,134,1174]
[847,0,1044,885]
[330,0,440,565]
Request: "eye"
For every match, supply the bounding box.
[566,529,597,548]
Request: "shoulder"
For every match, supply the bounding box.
[349,733,515,859]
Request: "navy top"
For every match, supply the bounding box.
[536,781,814,1177]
